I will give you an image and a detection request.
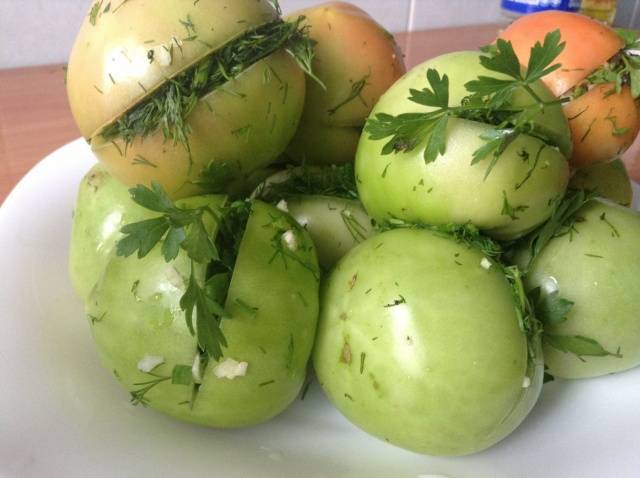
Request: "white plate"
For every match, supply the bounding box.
[1,139,639,478]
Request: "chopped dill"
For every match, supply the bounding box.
[254,164,358,202]
[100,17,318,150]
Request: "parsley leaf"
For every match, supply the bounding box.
[529,287,574,325]
[478,37,523,79]
[524,29,565,83]
[117,181,218,263]
[544,334,622,361]
[614,28,639,49]
[116,184,253,361]
[423,114,449,163]
[171,364,193,385]
[364,30,566,173]
[408,69,449,108]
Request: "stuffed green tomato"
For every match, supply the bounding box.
[72,167,320,426]
[356,49,572,240]
[66,0,310,199]
[515,198,640,379]
[313,228,543,456]
[253,165,375,269]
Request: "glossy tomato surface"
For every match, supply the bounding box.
[286,2,405,164]
[86,201,320,426]
[356,52,570,240]
[518,199,640,379]
[314,228,542,456]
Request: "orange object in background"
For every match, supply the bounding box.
[500,11,622,97]
[498,10,640,168]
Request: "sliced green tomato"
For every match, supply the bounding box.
[314,228,540,456]
[86,200,320,427]
[69,164,225,300]
[569,158,633,206]
[90,49,305,199]
[67,0,279,139]
[517,199,640,379]
[69,164,152,300]
[284,195,375,269]
[357,117,569,240]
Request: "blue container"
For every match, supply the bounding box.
[501,0,582,17]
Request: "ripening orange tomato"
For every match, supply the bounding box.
[499,11,640,167]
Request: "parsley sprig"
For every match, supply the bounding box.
[116,181,219,263]
[364,30,566,175]
[116,183,252,360]
[573,28,640,99]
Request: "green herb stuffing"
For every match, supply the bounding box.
[100,17,318,149]
[254,164,359,202]
[572,28,640,99]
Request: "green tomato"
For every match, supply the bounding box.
[86,200,320,427]
[517,199,640,379]
[285,195,375,269]
[356,51,571,240]
[91,50,305,199]
[569,158,633,206]
[313,228,542,456]
[69,164,153,300]
[67,0,305,199]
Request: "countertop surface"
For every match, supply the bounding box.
[1,23,638,203]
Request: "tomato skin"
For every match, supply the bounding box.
[285,195,375,269]
[498,11,623,97]
[285,2,405,164]
[356,52,570,240]
[517,199,640,379]
[67,0,280,140]
[67,0,306,199]
[69,164,150,300]
[564,84,640,168]
[85,200,320,427]
[569,158,633,206]
[91,51,305,199]
[357,118,569,240]
[314,228,542,456]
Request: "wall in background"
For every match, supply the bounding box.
[0,0,638,69]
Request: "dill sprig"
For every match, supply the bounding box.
[129,364,196,406]
[100,17,318,149]
[327,73,370,115]
[517,188,597,273]
[254,164,358,203]
[364,30,566,176]
[380,219,504,259]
